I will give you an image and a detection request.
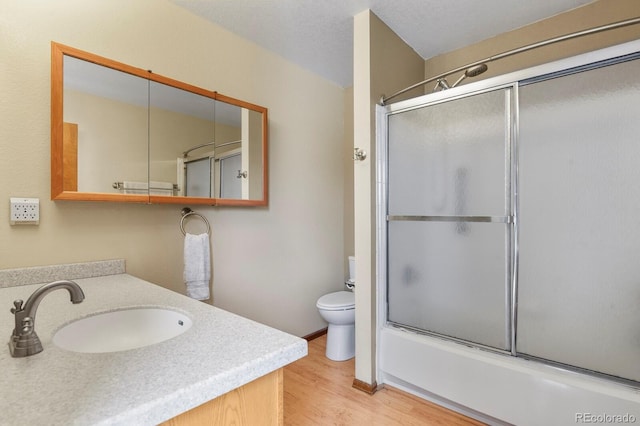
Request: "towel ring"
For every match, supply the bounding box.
[180,208,211,236]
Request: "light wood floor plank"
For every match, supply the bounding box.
[284,334,486,425]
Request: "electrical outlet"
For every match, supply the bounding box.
[10,198,40,225]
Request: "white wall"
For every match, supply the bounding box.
[0,0,346,337]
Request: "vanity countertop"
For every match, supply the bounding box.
[0,273,307,425]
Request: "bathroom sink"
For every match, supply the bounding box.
[52,307,193,353]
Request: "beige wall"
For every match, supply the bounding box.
[1,0,345,337]
[65,90,149,192]
[65,90,232,192]
[353,10,425,386]
[425,0,640,89]
[343,87,355,274]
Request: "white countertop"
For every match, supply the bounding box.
[0,274,307,425]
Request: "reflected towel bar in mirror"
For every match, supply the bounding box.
[112,182,180,191]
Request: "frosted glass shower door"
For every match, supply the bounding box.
[386,89,512,350]
[517,58,640,381]
[220,153,242,199]
[185,158,211,197]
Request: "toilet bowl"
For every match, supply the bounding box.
[316,256,356,361]
[316,291,355,361]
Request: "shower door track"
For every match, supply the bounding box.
[387,321,514,356]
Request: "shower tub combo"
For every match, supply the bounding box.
[376,37,640,425]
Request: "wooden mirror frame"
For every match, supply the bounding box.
[51,42,268,206]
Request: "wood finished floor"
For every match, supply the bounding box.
[283,334,485,426]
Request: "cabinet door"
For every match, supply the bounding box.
[161,369,283,425]
[63,55,149,196]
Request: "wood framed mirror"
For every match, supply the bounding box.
[51,42,268,206]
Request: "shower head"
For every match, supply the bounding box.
[465,63,489,77]
[450,63,489,88]
[432,63,488,92]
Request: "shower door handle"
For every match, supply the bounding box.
[387,215,513,223]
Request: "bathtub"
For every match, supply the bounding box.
[379,326,640,425]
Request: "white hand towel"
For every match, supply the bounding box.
[183,233,211,300]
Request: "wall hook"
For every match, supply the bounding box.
[353,148,367,161]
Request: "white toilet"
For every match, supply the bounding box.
[316,256,356,361]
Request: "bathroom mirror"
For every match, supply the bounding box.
[51,42,268,206]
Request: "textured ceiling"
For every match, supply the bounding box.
[171,0,593,87]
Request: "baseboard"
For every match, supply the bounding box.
[352,378,378,395]
[306,328,378,395]
[302,328,327,341]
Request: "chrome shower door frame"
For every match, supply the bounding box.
[377,38,640,385]
[379,83,517,354]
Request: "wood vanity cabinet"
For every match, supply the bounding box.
[162,369,283,425]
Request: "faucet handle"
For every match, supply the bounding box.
[10,299,23,314]
[21,317,34,334]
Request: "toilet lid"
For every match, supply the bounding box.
[317,291,355,310]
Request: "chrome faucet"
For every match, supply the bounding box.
[9,280,85,357]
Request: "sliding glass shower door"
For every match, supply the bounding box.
[517,58,640,382]
[382,47,640,384]
[386,88,513,350]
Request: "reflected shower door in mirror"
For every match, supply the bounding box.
[51,42,268,206]
[148,82,216,199]
[148,86,265,202]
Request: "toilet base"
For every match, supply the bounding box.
[325,323,355,361]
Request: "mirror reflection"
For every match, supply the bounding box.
[148,84,263,200]
[53,42,268,206]
[63,56,149,195]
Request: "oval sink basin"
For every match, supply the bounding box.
[53,307,192,353]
